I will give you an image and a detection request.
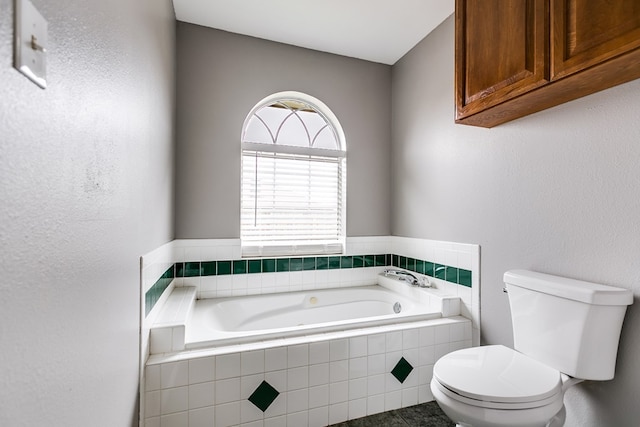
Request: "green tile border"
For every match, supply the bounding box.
[262,258,276,273]
[328,256,341,269]
[184,262,201,277]
[145,265,174,316]
[233,260,247,275]
[391,256,471,288]
[303,257,316,271]
[364,255,374,267]
[172,254,472,287]
[276,258,290,272]
[316,257,328,270]
[202,261,216,276]
[145,252,473,317]
[217,260,231,275]
[458,268,472,287]
[340,256,353,269]
[248,259,262,274]
[290,258,303,272]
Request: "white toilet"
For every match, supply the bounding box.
[431,270,633,427]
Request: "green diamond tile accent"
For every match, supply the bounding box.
[303,257,316,271]
[249,380,280,412]
[276,258,290,272]
[202,261,216,276]
[217,260,231,275]
[316,257,329,270]
[248,259,262,274]
[290,258,303,271]
[262,258,276,273]
[391,357,414,384]
[459,269,472,287]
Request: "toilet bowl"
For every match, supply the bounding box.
[431,345,565,427]
[430,270,633,427]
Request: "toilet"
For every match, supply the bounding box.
[431,270,633,427]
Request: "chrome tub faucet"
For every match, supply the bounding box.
[383,269,430,288]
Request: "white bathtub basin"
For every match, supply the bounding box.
[149,275,461,354]
[185,281,457,349]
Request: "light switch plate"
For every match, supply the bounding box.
[14,0,47,89]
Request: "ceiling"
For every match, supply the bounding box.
[172,0,454,65]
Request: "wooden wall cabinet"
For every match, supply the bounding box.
[455,0,640,128]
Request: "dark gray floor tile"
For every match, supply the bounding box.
[328,401,453,427]
[396,401,455,427]
[330,410,409,427]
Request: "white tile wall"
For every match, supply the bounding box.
[140,240,177,425]
[145,317,471,427]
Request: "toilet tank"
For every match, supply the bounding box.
[504,270,633,380]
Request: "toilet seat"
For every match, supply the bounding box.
[433,345,563,410]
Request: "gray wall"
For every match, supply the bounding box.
[0,1,175,426]
[392,15,640,426]
[175,23,391,238]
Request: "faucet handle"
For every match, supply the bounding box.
[420,276,431,288]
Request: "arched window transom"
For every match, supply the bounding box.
[241,92,346,257]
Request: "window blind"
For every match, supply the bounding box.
[241,150,345,256]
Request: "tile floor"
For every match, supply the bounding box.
[329,401,454,426]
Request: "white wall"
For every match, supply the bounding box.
[174,24,392,239]
[0,0,175,425]
[391,15,640,426]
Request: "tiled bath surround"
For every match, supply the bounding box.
[390,237,479,346]
[140,236,480,357]
[139,236,480,425]
[146,252,471,315]
[144,316,472,427]
[143,238,478,321]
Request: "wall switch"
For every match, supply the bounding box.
[14,0,48,89]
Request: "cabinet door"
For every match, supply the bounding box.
[455,0,549,122]
[552,0,640,80]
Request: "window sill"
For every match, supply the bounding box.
[241,241,344,258]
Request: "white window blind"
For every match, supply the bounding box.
[241,150,345,256]
[240,93,346,257]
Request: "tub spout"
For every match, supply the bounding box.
[383,269,430,288]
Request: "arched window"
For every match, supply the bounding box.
[241,92,346,257]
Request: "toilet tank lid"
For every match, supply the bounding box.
[504,270,633,306]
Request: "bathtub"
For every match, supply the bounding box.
[185,284,442,348]
[149,276,463,354]
[145,277,472,426]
